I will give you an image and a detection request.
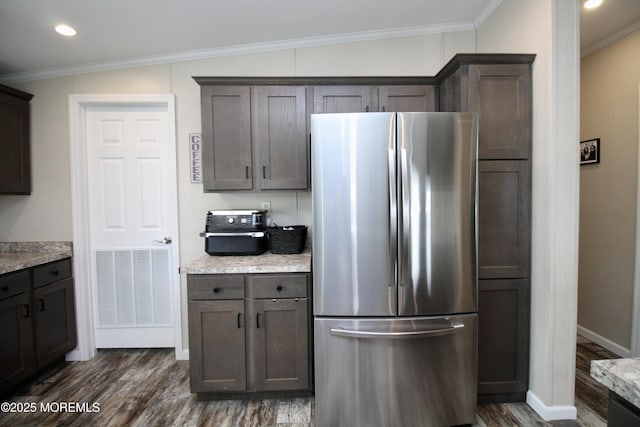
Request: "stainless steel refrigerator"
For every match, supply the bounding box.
[311,112,478,427]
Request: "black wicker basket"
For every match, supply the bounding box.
[268,225,307,254]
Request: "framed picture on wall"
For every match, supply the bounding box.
[580,138,600,165]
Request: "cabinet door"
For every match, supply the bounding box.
[0,87,32,194]
[250,298,309,391]
[313,86,375,113]
[252,86,308,190]
[478,160,530,279]
[378,86,436,112]
[201,86,252,190]
[0,292,36,393]
[477,279,529,401]
[33,277,77,367]
[467,64,532,160]
[188,299,246,392]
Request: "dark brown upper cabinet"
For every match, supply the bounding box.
[252,86,308,190]
[437,56,534,160]
[378,85,436,112]
[200,86,253,191]
[198,83,308,191]
[313,86,376,113]
[312,85,436,114]
[0,84,33,195]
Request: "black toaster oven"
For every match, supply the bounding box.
[199,210,267,255]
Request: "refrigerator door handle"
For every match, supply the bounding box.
[398,125,410,294]
[388,141,398,290]
[330,322,464,340]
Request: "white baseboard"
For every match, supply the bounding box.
[577,324,630,357]
[176,348,189,361]
[527,391,577,421]
[65,349,83,362]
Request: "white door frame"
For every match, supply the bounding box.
[67,94,183,361]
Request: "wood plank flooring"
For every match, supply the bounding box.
[0,335,619,426]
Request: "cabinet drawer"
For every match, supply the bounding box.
[33,259,72,289]
[188,275,245,300]
[248,274,308,299]
[0,270,30,300]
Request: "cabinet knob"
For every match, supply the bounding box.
[50,270,60,276]
[1,286,8,292]
[213,287,221,293]
[276,285,283,291]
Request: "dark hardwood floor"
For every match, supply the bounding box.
[0,335,619,426]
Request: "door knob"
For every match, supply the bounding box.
[153,236,173,245]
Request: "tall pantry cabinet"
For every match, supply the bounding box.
[438,54,535,403]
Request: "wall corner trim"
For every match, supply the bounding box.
[526,391,577,421]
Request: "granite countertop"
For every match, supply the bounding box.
[591,358,640,407]
[180,249,311,274]
[0,242,73,275]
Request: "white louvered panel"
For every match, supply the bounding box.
[114,251,135,325]
[96,249,171,327]
[133,250,153,324]
[100,120,124,145]
[101,158,126,230]
[152,250,171,324]
[139,158,162,230]
[137,119,160,145]
[96,251,116,326]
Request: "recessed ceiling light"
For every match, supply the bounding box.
[584,0,603,9]
[55,24,77,37]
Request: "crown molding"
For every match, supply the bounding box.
[474,0,505,28]
[0,22,475,84]
[581,18,640,57]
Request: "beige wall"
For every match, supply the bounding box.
[579,28,640,351]
[0,31,476,353]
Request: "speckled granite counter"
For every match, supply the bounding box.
[180,249,311,274]
[591,358,640,408]
[0,242,73,275]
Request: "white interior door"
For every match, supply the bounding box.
[86,105,176,348]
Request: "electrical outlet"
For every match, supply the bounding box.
[261,201,271,211]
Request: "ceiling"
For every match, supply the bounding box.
[1,0,639,82]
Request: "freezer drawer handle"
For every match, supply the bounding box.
[199,232,265,238]
[329,322,464,339]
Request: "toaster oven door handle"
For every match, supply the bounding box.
[200,232,266,238]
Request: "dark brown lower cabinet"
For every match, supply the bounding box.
[187,273,311,399]
[0,259,77,396]
[609,392,640,427]
[0,270,36,393]
[33,277,77,368]
[251,298,308,391]
[189,299,246,392]
[478,279,530,402]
